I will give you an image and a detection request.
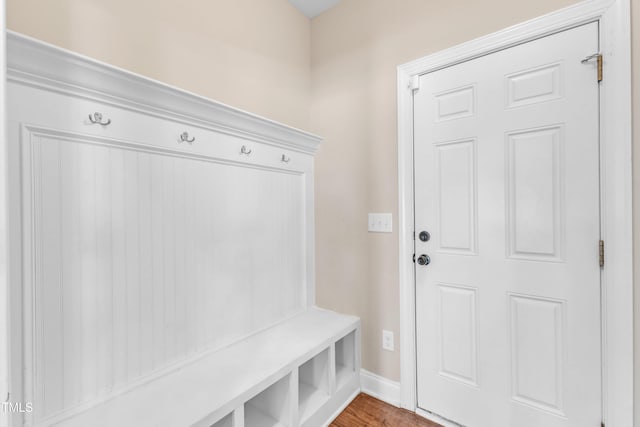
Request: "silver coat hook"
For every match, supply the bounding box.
[179,131,195,144]
[281,154,290,163]
[240,145,252,155]
[88,112,111,126]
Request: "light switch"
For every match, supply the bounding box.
[368,213,392,233]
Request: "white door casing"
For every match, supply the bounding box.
[397,1,632,426]
[414,22,599,427]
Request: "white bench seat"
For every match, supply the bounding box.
[52,308,360,427]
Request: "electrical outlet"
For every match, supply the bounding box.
[382,330,394,351]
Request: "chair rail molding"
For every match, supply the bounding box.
[397,0,632,426]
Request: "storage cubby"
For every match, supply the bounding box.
[210,413,233,427]
[335,331,356,390]
[298,349,330,423]
[245,375,291,427]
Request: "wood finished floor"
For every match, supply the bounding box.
[331,393,443,427]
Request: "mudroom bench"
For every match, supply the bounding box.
[7,34,360,427]
[53,308,360,427]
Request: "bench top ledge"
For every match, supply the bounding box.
[52,307,359,427]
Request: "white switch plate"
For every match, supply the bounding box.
[368,213,392,233]
[382,330,394,351]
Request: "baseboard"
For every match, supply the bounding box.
[359,369,401,407]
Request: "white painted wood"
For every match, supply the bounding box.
[5,32,321,156]
[318,389,359,427]
[415,408,464,427]
[359,369,401,408]
[211,412,234,427]
[397,1,632,425]
[300,331,361,427]
[45,308,359,427]
[334,331,356,391]
[596,1,634,425]
[414,23,600,427]
[4,32,342,427]
[299,349,330,423]
[245,374,292,427]
[311,379,359,427]
[19,125,308,424]
[233,406,245,427]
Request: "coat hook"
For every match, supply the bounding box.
[281,154,290,163]
[88,112,111,126]
[240,145,252,155]
[179,131,195,144]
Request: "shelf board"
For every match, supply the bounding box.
[299,381,330,423]
[245,404,286,427]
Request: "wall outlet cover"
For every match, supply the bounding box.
[382,329,394,351]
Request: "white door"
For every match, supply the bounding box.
[414,22,601,427]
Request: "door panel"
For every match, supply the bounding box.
[414,22,600,427]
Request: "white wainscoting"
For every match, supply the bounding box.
[23,126,306,422]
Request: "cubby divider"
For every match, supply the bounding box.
[335,331,357,391]
[245,375,291,427]
[298,348,331,423]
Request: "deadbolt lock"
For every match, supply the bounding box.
[419,231,430,242]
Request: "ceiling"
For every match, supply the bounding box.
[288,0,343,18]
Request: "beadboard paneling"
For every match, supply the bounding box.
[23,127,306,423]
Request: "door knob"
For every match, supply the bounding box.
[419,231,431,242]
[417,254,431,266]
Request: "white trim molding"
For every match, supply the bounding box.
[5,32,322,156]
[397,1,632,426]
[360,369,401,408]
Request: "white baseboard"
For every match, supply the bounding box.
[359,369,401,407]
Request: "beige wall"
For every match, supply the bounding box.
[7,0,311,130]
[310,0,637,385]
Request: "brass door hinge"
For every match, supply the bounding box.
[597,54,603,82]
[599,240,605,267]
[581,53,603,82]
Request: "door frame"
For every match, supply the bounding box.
[397,0,632,425]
